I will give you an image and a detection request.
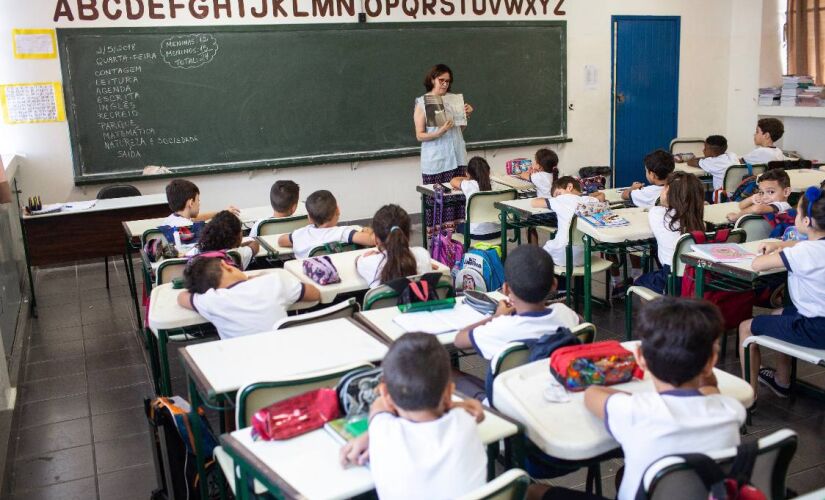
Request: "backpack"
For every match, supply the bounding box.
[578,166,611,194]
[728,164,758,202]
[429,185,464,270]
[763,210,797,239]
[336,366,383,417]
[635,441,767,500]
[385,272,453,306]
[144,237,178,263]
[454,246,505,292]
[681,230,755,330]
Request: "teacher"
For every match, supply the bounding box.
[414,63,474,236]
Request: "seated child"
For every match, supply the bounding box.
[190,210,260,270]
[559,297,744,500]
[679,135,738,192]
[726,168,792,222]
[454,245,580,360]
[339,332,487,500]
[177,255,320,339]
[534,176,605,269]
[621,149,675,207]
[742,118,785,165]
[739,186,825,397]
[356,204,434,288]
[249,180,300,237]
[450,156,500,239]
[518,148,558,199]
[277,190,373,259]
[161,178,238,227]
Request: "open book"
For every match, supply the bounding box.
[424,93,467,127]
[578,211,630,228]
[690,243,756,263]
[392,303,486,335]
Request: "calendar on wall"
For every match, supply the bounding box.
[0,82,65,124]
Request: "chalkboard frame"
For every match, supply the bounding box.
[58,22,570,186]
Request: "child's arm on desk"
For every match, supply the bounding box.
[177,291,195,310]
[301,283,321,303]
[589,191,606,202]
[584,386,624,420]
[530,197,550,208]
[751,240,795,272]
[277,233,293,248]
[454,299,514,349]
[339,394,394,467]
[241,239,260,255]
[621,182,644,201]
[449,176,468,189]
[351,227,375,247]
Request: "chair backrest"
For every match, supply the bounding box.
[97,184,141,199]
[735,214,773,242]
[767,159,811,171]
[308,242,361,257]
[466,189,517,225]
[457,468,529,500]
[669,228,746,295]
[156,258,188,285]
[490,322,597,378]
[362,273,454,311]
[723,164,767,196]
[235,362,374,427]
[274,298,359,329]
[669,137,705,156]
[256,214,309,236]
[640,429,797,500]
[141,228,167,247]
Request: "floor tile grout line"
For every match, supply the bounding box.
[79,279,103,500]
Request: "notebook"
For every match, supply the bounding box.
[324,416,368,445]
[391,303,487,335]
[690,243,756,263]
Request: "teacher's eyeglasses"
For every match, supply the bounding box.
[436,78,451,86]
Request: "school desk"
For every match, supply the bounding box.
[219,394,521,500]
[703,201,742,228]
[284,249,450,304]
[492,342,755,463]
[490,174,538,196]
[787,168,825,192]
[254,234,294,259]
[493,198,556,260]
[674,163,712,180]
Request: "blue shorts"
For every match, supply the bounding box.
[751,304,825,349]
[633,265,671,295]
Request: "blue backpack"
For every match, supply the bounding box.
[454,247,505,292]
[728,164,759,202]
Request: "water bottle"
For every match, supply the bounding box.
[173,228,182,248]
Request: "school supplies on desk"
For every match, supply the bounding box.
[673,153,696,162]
[505,158,533,176]
[324,416,368,445]
[392,303,486,335]
[577,210,630,228]
[550,341,642,392]
[690,243,756,262]
[303,255,341,285]
[251,388,340,441]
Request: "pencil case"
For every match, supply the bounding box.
[549,341,643,392]
[251,388,340,441]
[302,255,341,286]
[505,158,532,175]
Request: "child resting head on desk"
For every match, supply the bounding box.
[533,298,744,500]
[249,180,300,237]
[621,149,675,207]
[277,189,373,259]
[339,332,487,500]
[162,178,239,227]
[453,245,580,361]
[177,254,320,340]
[726,168,792,223]
[186,210,260,270]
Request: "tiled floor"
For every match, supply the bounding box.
[3,231,825,499]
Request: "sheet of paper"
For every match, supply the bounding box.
[392,303,486,335]
[12,29,57,59]
[0,83,65,124]
[63,200,98,211]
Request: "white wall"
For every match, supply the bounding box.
[1,0,739,220]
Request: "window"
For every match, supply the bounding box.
[787,0,825,84]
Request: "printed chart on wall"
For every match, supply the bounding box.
[0,83,65,124]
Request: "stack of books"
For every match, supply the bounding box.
[797,86,824,107]
[758,87,781,106]
[578,210,630,228]
[780,75,816,106]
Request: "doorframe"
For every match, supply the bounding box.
[610,15,681,186]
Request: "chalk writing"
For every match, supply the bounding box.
[160,34,218,70]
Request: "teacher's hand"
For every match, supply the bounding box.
[464,103,474,117]
[437,120,454,137]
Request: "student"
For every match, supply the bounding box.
[177,255,320,339]
[554,297,744,500]
[161,178,238,227]
[725,168,792,222]
[621,149,675,207]
[356,204,434,288]
[454,245,580,360]
[450,156,500,239]
[277,190,373,259]
[742,118,785,165]
[739,187,825,397]
[339,332,487,500]
[679,135,738,191]
[192,210,260,270]
[635,172,705,294]
[518,148,559,199]
[249,180,300,237]
[533,176,605,271]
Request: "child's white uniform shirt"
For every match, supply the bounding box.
[160,213,193,227]
[648,206,681,268]
[355,247,432,288]
[289,225,360,259]
[369,409,486,500]
[248,218,268,238]
[606,390,746,500]
[460,180,500,235]
[530,171,554,199]
[781,238,825,318]
[469,305,580,360]
[742,146,784,165]
[543,194,601,268]
[190,272,305,340]
[630,185,664,208]
[698,152,739,190]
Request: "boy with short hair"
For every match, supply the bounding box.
[680,135,739,191]
[454,245,580,360]
[249,180,300,237]
[726,168,792,222]
[278,189,373,258]
[742,118,785,165]
[621,149,675,207]
[161,178,238,227]
[177,256,320,339]
[339,332,487,500]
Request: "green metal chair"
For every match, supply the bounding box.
[274,297,359,329]
[308,241,363,257]
[722,164,767,199]
[452,189,518,252]
[362,273,455,311]
[734,214,773,242]
[457,468,529,500]
[255,214,309,236]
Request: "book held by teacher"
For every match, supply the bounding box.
[424,94,467,127]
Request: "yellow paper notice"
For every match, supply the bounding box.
[12,29,57,59]
[0,82,65,124]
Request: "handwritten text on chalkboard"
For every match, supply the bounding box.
[53,0,566,21]
[161,34,219,69]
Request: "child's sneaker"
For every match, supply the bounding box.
[758,367,790,398]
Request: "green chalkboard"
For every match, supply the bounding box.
[58,22,568,185]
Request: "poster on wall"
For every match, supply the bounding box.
[12,29,57,59]
[0,82,66,124]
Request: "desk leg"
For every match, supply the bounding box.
[695,267,705,298]
[565,243,573,307]
[187,375,210,500]
[124,235,143,330]
[19,217,37,317]
[420,193,428,249]
[158,330,171,396]
[584,236,593,322]
[499,210,509,262]
[145,328,162,395]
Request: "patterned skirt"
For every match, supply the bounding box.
[422,166,466,236]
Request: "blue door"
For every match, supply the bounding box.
[611,16,680,188]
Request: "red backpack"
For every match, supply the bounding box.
[681,230,755,330]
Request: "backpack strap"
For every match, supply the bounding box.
[714,228,731,243]
[635,453,727,500]
[745,163,754,176]
[690,231,707,244]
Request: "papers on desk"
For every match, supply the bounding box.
[63,200,97,211]
[578,211,630,228]
[392,303,486,335]
[691,243,755,262]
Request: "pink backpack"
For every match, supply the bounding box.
[429,185,464,270]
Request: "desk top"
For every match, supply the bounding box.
[493,342,755,461]
[255,234,294,258]
[222,395,519,500]
[491,174,535,191]
[703,202,740,226]
[680,239,786,282]
[577,207,654,244]
[24,193,167,220]
[675,163,711,178]
[416,184,465,198]
[600,188,628,205]
[181,317,388,400]
[788,169,825,192]
[494,198,550,219]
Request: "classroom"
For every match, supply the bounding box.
[1,0,825,499]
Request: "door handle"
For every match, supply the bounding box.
[615,92,626,104]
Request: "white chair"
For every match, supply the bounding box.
[255,214,309,236]
[274,297,358,329]
[742,335,825,400]
[722,164,767,199]
[362,273,455,311]
[637,429,797,500]
[734,214,773,242]
[669,137,705,157]
[456,469,529,500]
[558,216,613,308]
[453,189,518,251]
